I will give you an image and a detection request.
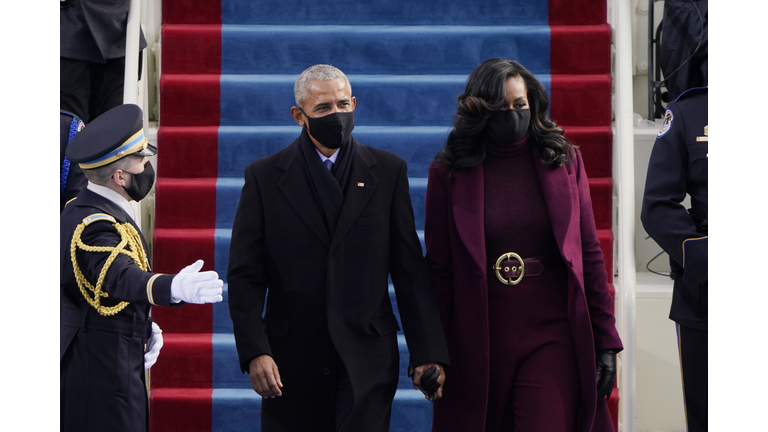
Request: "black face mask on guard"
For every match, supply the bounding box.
[486,109,531,143]
[300,109,355,149]
[123,161,155,202]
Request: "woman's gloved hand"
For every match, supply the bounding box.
[596,349,618,401]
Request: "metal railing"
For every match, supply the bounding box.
[611,1,637,431]
[123,0,153,235]
[123,0,142,107]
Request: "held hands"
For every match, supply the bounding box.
[170,260,224,304]
[596,349,618,401]
[144,322,163,369]
[410,362,445,402]
[249,355,284,398]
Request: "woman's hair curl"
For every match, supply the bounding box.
[436,58,575,180]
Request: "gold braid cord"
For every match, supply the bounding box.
[70,216,150,316]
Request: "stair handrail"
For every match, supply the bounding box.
[611,0,637,431]
[123,0,143,107]
[123,0,148,230]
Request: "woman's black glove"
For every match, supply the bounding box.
[596,350,618,401]
[408,363,442,402]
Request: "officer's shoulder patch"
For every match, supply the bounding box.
[657,108,674,138]
[82,213,117,226]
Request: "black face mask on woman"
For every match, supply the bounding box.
[123,161,155,202]
[486,109,531,144]
[300,109,355,150]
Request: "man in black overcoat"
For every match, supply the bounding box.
[60,104,224,432]
[227,64,450,432]
[641,87,708,432]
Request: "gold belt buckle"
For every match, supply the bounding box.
[493,252,524,285]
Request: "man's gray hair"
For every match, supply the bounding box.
[82,155,136,186]
[294,64,351,108]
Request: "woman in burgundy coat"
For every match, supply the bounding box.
[424,58,623,432]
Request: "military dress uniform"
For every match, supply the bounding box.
[641,87,708,432]
[60,104,178,432]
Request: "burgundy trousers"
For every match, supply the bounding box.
[486,266,580,432]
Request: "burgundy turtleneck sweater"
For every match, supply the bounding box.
[482,133,562,270]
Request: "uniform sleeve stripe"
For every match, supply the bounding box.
[682,236,708,267]
[146,274,164,305]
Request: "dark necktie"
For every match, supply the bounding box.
[324,159,333,171]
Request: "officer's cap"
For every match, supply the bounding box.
[66,104,157,170]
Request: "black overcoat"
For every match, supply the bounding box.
[228,134,450,431]
[60,189,177,432]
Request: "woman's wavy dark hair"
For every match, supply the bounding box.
[436,58,574,180]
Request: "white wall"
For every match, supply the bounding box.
[635,273,686,432]
[632,127,688,432]
[626,4,692,421]
[630,0,666,120]
[627,4,692,427]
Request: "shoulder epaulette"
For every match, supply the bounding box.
[82,213,117,226]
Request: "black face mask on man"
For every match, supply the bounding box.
[123,161,155,202]
[300,108,355,149]
[486,109,531,144]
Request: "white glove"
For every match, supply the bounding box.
[171,260,224,304]
[144,322,163,369]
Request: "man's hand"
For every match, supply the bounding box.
[144,322,163,369]
[411,362,445,402]
[170,260,224,304]
[249,355,283,398]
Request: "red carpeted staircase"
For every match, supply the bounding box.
[149,1,618,430]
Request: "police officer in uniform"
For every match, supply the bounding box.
[641,87,708,432]
[60,104,224,432]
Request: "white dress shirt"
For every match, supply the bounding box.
[316,148,339,165]
[86,181,141,228]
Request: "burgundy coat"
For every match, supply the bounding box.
[424,146,623,432]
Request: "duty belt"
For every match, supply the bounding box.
[492,253,565,286]
[61,305,152,339]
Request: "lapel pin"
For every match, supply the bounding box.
[697,125,708,142]
[357,182,365,187]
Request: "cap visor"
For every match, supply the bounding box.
[134,143,158,157]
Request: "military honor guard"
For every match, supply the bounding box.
[60,104,224,432]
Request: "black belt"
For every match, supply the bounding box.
[61,306,152,339]
[492,253,565,286]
